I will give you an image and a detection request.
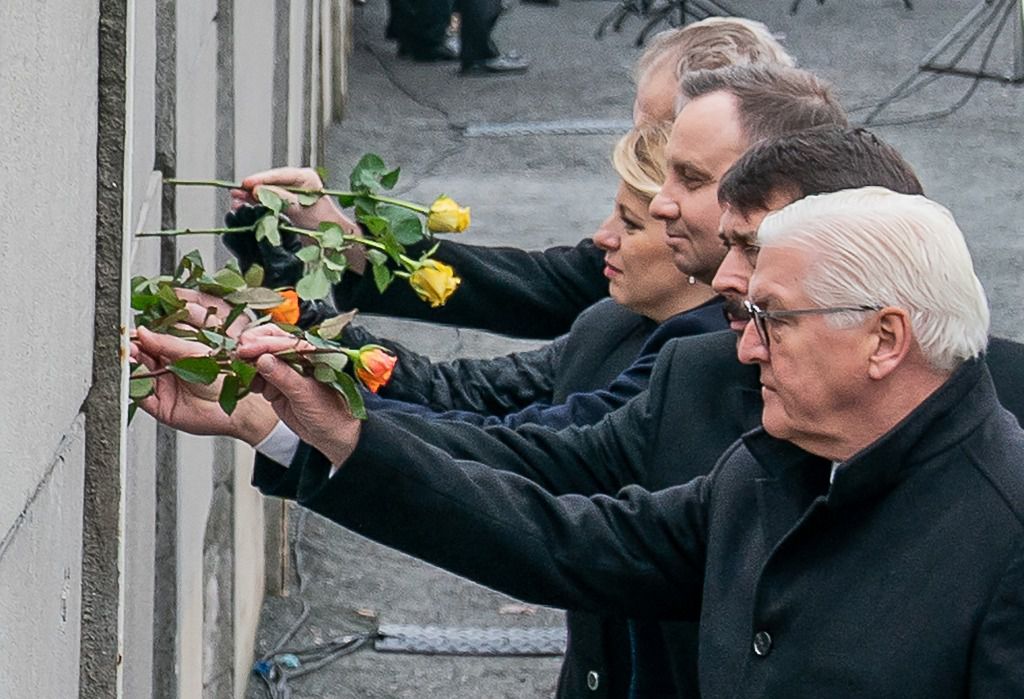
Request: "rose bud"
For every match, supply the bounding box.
[355,347,397,393]
[426,195,471,233]
[268,289,301,325]
[409,260,461,307]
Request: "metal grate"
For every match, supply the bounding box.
[374,624,567,656]
[461,118,633,138]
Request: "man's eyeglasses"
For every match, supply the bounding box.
[742,300,883,351]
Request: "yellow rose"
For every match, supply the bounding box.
[426,195,471,233]
[409,260,461,307]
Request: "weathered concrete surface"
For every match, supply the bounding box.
[246,1,1023,697]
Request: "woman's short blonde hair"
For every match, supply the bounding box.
[611,122,671,200]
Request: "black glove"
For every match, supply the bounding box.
[223,204,304,289]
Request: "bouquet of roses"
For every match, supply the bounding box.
[130,154,470,420]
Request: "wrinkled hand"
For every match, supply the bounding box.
[176,288,251,338]
[132,327,277,444]
[237,324,362,466]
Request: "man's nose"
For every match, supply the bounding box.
[711,248,750,297]
[736,319,769,365]
[649,190,679,222]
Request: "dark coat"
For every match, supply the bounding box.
[333,238,606,340]
[361,297,727,431]
[254,333,1024,698]
[343,298,656,415]
[261,358,1024,699]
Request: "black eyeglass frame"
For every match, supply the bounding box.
[742,300,884,350]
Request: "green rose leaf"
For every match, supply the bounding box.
[231,359,258,389]
[310,350,349,373]
[149,307,190,332]
[296,245,321,263]
[255,213,281,247]
[296,192,320,206]
[168,356,221,385]
[225,286,286,309]
[212,266,247,291]
[219,374,240,415]
[332,373,367,419]
[176,250,206,279]
[380,167,401,189]
[313,363,337,384]
[349,153,388,193]
[244,263,265,288]
[296,266,331,300]
[256,188,285,215]
[336,193,356,208]
[316,309,358,340]
[323,252,348,272]
[365,249,389,267]
[221,303,249,334]
[358,215,389,237]
[379,204,423,245]
[319,223,345,250]
[372,262,393,293]
[129,375,155,400]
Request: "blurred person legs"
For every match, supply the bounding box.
[458,0,529,75]
[388,0,460,61]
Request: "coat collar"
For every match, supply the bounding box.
[743,358,998,510]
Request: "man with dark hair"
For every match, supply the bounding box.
[137,124,1024,697]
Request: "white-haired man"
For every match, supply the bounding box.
[234,187,1024,697]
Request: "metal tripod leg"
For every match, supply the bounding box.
[862,0,1009,124]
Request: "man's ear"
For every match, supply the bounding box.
[867,308,912,380]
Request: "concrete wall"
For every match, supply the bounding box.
[0,0,348,696]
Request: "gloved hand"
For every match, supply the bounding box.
[223,204,304,289]
[224,203,342,329]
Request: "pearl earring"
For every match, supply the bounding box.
[688,275,696,285]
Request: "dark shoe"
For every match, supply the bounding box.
[399,36,460,62]
[460,53,529,76]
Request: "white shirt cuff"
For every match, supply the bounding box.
[254,421,300,466]
[254,421,346,479]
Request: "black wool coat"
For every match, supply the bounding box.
[259,358,1024,698]
[332,237,606,340]
[255,333,1024,698]
[341,298,655,415]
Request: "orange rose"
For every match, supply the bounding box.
[354,347,397,393]
[268,289,301,325]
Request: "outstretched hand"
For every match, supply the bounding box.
[132,327,277,444]
[237,324,363,466]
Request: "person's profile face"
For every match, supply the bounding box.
[648,92,748,284]
[593,182,686,322]
[737,245,876,455]
[632,59,679,126]
[712,191,797,336]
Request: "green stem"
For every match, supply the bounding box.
[166,179,431,215]
[280,225,391,254]
[137,225,254,237]
[165,178,242,188]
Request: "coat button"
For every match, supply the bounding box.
[586,670,600,691]
[753,631,773,657]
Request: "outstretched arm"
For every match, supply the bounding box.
[248,413,708,620]
[342,322,563,414]
[331,237,608,339]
